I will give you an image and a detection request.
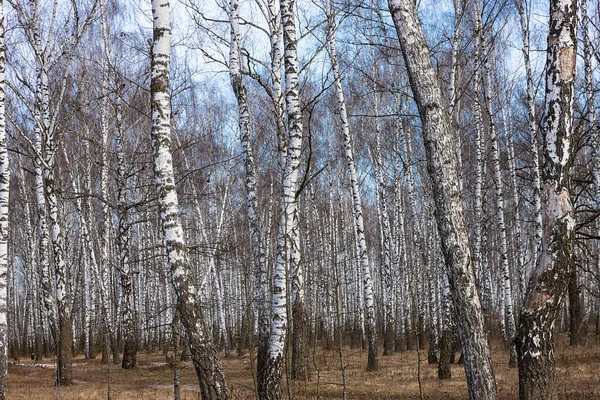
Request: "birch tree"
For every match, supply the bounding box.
[0,0,7,395]
[259,0,306,393]
[388,1,497,398]
[515,0,543,274]
[99,9,118,364]
[227,0,270,380]
[484,48,517,366]
[515,0,577,398]
[115,91,137,369]
[326,6,378,371]
[150,1,229,398]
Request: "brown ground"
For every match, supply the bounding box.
[7,334,600,399]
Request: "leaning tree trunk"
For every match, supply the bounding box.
[0,3,8,396]
[327,11,378,371]
[388,1,497,399]
[516,1,577,398]
[151,1,229,398]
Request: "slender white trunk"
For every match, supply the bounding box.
[115,95,136,369]
[502,102,526,305]
[449,0,464,193]
[151,1,229,398]
[227,0,269,372]
[327,13,378,370]
[472,1,486,306]
[370,89,395,355]
[0,3,8,394]
[483,49,517,365]
[260,0,305,393]
[98,10,118,364]
[515,0,543,275]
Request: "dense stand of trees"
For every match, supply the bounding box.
[0,0,597,399]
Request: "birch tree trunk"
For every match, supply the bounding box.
[259,0,305,393]
[502,103,526,307]
[99,10,118,365]
[34,86,58,363]
[471,2,487,314]
[227,0,269,378]
[34,40,74,384]
[449,0,464,194]
[151,1,229,398]
[0,2,7,395]
[327,11,378,371]
[388,1,497,398]
[115,95,137,369]
[483,51,517,366]
[516,1,577,398]
[515,0,543,274]
[44,81,73,387]
[371,92,395,357]
[290,203,309,381]
[569,0,595,347]
[62,138,99,361]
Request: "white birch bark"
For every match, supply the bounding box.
[516,1,577,397]
[98,10,118,364]
[25,0,61,378]
[115,94,137,369]
[515,0,543,274]
[0,2,7,394]
[151,1,229,398]
[260,0,305,392]
[483,50,517,366]
[43,75,72,386]
[227,0,269,374]
[448,0,465,195]
[502,102,526,305]
[33,83,58,352]
[388,0,497,398]
[370,87,395,356]
[472,1,487,309]
[327,13,378,371]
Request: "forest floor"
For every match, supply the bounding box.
[6,333,600,399]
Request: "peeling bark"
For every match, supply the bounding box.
[516,0,577,398]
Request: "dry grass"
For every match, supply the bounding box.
[7,334,600,399]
